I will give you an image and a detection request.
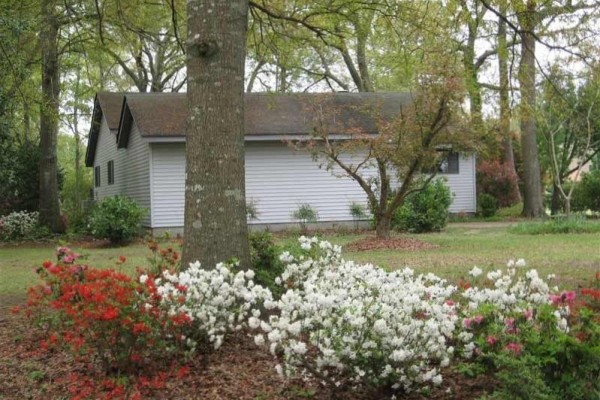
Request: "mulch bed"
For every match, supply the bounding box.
[0,310,497,400]
[344,236,439,252]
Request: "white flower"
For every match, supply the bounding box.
[291,341,308,355]
[254,334,265,346]
[275,364,284,377]
[139,274,148,284]
[515,258,527,268]
[248,317,261,329]
[469,266,482,278]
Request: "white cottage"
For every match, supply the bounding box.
[85,92,476,234]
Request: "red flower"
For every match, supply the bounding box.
[100,307,119,321]
[176,365,190,379]
[133,322,151,335]
[47,265,61,275]
[42,260,53,269]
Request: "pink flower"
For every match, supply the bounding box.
[549,294,561,305]
[62,255,74,264]
[445,300,455,307]
[486,335,498,346]
[505,342,522,355]
[463,318,473,329]
[504,317,518,334]
[561,291,576,304]
[523,309,533,321]
[474,315,484,324]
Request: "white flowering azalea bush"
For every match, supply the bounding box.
[0,210,47,241]
[256,237,459,394]
[140,261,273,353]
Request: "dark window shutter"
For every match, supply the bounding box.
[107,160,114,185]
[94,166,101,187]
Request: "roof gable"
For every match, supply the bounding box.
[85,92,127,167]
[87,91,416,164]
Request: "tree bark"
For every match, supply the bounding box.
[182,0,250,268]
[517,3,545,218]
[497,0,521,202]
[375,213,391,239]
[39,0,65,233]
[463,33,483,132]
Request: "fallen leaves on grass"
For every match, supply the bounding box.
[344,236,439,252]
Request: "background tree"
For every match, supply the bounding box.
[300,71,474,238]
[479,0,600,217]
[39,0,65,232]
[182,0,251,267]
[538,65,600,214]
[91,0,187,92]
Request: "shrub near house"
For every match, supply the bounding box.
[88,196,146,244]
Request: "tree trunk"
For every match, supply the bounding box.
[497,1,521,202]
[375,212,391,239]
[39,0,65,233]
[550,182,561,215]
[517,8,545,218]
[464,34,483,132]
[182,0,250,268]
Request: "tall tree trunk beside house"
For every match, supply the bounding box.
[182,0,250,268]
[517,3,545,217]
[39,0,65,233]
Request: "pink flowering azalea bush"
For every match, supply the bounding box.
[455,262,600,399]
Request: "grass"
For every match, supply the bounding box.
[510,217,600,235]
[277,224,600,288]
[1,223,599,302]
[0,240,180,302]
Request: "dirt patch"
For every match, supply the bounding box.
[0,312,498,400]
[344,236,439,252]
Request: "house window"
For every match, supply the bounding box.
[107,160,115,185]
[438,151,459,174]
[94,166,101,187]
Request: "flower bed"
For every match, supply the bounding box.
[15,238,600,399]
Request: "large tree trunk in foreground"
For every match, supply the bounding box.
[182,0,250,268]
[517,12,545,218]
[39,0,65,233]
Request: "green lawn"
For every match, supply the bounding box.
[277,224,600,287]
[1,224,599,305]
[0,241,166,303]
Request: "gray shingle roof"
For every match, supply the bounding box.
[86,91,414,166]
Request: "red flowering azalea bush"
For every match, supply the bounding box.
[24,247,191,375]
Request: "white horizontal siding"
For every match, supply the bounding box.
[245,143,375,224]
[92,118,151,226]
[150,142,376,227]
[92,118,126,200]
[123,124,151,226]
[151,143,185,227]
[149,142,476,228]
[443,154,476,213]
